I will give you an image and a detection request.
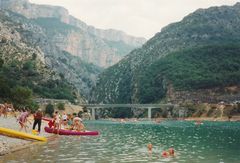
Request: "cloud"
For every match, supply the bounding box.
[30,0,239,38]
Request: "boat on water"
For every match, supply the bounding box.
[0,127,47,141]
[44,126,99,136]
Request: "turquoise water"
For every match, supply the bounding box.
[2,120,240,163]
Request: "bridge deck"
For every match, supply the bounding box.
[79,104,177,108]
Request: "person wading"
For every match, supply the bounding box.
[33,109,43,133]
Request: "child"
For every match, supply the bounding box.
[53,111,61,134]
[18,110,31,132]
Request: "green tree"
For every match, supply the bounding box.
[45,104,54,117]
[23,61,35,70]
[0,76,11,99]
[11,86,33,109]
[0,58,4,68]
[57,103,65,110]
[32,53,37,60]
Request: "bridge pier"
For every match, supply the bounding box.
[91,108,96,120]
[148,108,152,120]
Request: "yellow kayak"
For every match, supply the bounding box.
[0,127,47,142]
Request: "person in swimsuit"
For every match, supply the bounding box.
[0,104,4,117]
[73,117,85,132]
[67,114,74,130]
[62,112,68,129]
[148,143,153,153]
[2,103,8,118]
[53,111,61,134]
[18,110,31,132]
[161,148,175,157]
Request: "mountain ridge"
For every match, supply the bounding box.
[92,2,240,104]
[1,0,146,67]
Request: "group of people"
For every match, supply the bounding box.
[148,143,175,158]
[16,109,42,133]
[48,111,85,134]
[0,103,14,118]
[1,105,86,135]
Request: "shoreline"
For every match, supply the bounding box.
[0,134,57,156]
[0,116,53,156]
[1,115,239,156]
[102,116,240,122]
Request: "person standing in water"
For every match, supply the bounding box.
[18,109,31,132]
[53,111,61,134]
[32,109,43,133]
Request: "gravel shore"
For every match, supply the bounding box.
[0,116,51,155]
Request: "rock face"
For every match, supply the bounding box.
[0,10,100,100]
[0,0,146,99]
[92,3,240,104]
[1,0,146,67]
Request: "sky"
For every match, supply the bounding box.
[30,0,239,39]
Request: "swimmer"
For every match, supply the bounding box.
[168,147,175,156]
[161,148,175,157]
[161,150,168,157]
[195,120,203,125]
[147,143,153,152]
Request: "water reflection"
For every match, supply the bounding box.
[2,121,240,163]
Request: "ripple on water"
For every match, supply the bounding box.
[2,121,240,163]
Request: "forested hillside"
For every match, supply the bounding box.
[92,3,240,104]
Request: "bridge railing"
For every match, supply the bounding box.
[78,103,178,108]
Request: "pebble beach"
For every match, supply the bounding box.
[0,116,51,156]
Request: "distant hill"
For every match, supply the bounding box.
[92,3,240,104]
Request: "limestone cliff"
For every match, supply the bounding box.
[1,0,146,67]
[0,10,101,100]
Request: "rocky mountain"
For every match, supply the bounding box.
[92,3,240,104]
[0,0,146,67]
[0,10,102,101]
[0,10,80,105]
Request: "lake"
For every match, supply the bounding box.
[2,120,240,163]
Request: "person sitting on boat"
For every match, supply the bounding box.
[78,119,85,132]
[67,114,74,129]
[61,112,68,129]
[73,117,85,132]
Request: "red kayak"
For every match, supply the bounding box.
[44,126,99,136]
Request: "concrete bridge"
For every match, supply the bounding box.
[79,104,178,120]
[34,98,177,120]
